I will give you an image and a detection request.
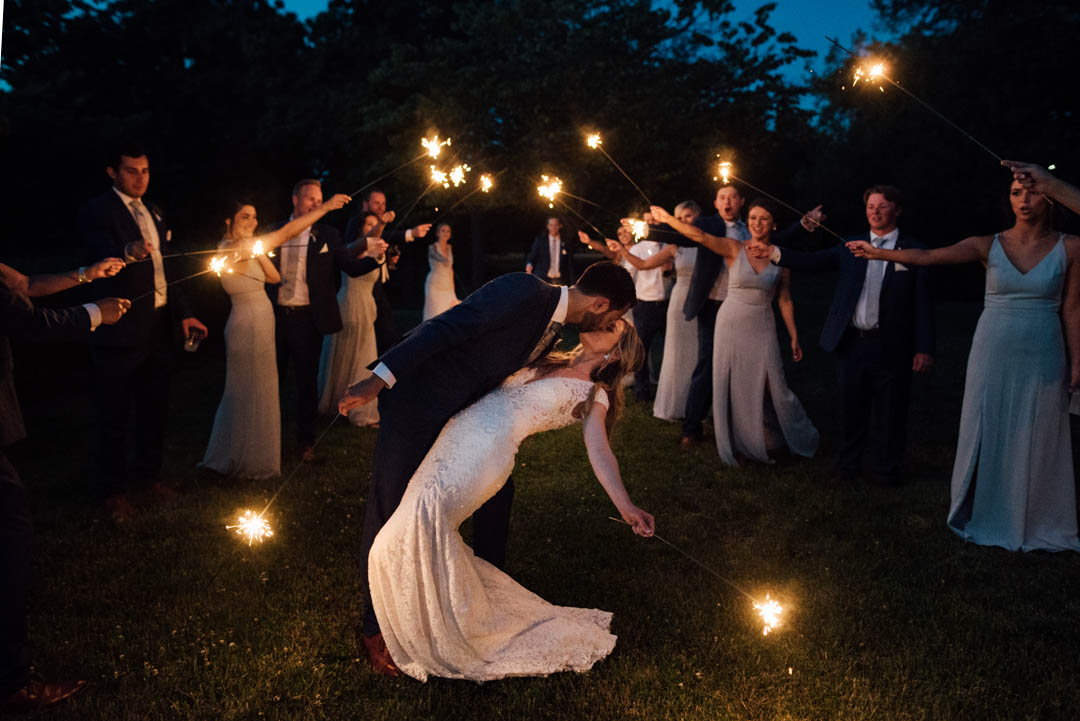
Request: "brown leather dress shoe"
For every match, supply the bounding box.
[104,494,137,523]
[362,632,401,677]
[1,678,87,713]
[679,436,696,451]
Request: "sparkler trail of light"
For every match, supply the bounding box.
[553,197,605,238]
[586,132,652,205]
[827,36,1002,162]
[609,517,784,637]
[726,171,846,243]
[227,510,274,546]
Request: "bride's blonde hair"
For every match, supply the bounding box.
[529,320,644,433]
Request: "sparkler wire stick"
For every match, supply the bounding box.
[129,267,217,303]
[826,36,1002,162]
[349,151,430,199]
[553,197,605,237]
[728,173,847,243]
[259,413,341,516]
[434,169,506,219]
[589,138,652,206]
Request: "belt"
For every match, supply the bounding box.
[276,304,311,314]
[848,325,880,338]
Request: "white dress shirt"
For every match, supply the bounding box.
[547,235,562,280]
[372,285,568,389]
[114,187,167,308]
[709,219,748,301]
[626,241,667,301]
[852,228,899,330]
[278,222,312,306]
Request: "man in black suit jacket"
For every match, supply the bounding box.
[343,189,432,354]
[339,262,637,676]
[79,149,208,520]
[526,217,575,283]
[752,185,935,485]
[270,179,383,460]
[0,264,128,713]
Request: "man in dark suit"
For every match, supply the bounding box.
[751,185,935,485]
[526,216,575,283]
[270,179,385,461]
[79,148,208,521]
[339,261,636,676]
[1,262,128,713]
[343,189,432,354]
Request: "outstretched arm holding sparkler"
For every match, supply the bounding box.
[649,206,742,262]
[0,258,126,298]
[599,233,677,270]
[259,193,353,253]
[1003,160,1080,216]
[583,402,654,537]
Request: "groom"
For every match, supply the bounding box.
[339,262,637,676]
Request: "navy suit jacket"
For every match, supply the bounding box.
[776,232,935,357]
[376,273,561,431]
[78,190,192,351]
[526,233,574,281]
[267,223,379,335]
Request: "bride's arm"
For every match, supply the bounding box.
[583,402,654,537]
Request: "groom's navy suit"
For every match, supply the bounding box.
[776,231,934,481]
[359,272,563,636]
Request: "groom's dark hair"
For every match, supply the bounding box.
[575,261,637,311]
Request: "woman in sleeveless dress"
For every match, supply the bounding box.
[368,319,654,682]
[850,179,1080,551]
[651,201,819,465]
[200,194,352,478]
[422,222,460,320]
[318,212,383,427]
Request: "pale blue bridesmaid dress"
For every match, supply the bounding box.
[947,234,1080,551]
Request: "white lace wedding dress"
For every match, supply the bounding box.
[369,369,617,682]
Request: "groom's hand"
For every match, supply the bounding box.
[339,376,387,415]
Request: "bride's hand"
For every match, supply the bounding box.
[621,505,655,537]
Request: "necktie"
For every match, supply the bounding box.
[281,235,304,302]
[131,199,167,308]
[526,320,563,364]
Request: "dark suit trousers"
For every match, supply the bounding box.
[371,281,398,355]
[91,308,173,495]
[834,330,912,481]
[682,300,721,439]
[358,411,516,637]
[0,453,32,695]
[275,306,322,446]
[632,299,668,397]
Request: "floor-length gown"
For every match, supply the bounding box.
[369,370,617,682]
[422,243,459,320]
[947,234,1079,551]
[653,246,698,420]
[200,257,280,479]
[712,248,818,465]
[318,267,380,426]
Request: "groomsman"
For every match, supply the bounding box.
[526,217,575,283]
[79,148,208,520]
[623,231,670,401]
[271,180,383,461]
[1,261,128,712]
[343,189,431,354]
[751,185,935,485]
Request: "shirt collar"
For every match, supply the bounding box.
[113,186,140,207]
[552,285,569,324]
[871,228,900,246]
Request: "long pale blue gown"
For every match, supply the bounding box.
[947,234,1080,551]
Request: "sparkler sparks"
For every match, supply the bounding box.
[448,163,471,188]
[249,239,274,258]
[753,594,783,636]
[537,175,563,208]
[208,255,231,276]
[421,134,451,159]
[227,510,273,546]
[714,161,733,185]
[851,61,887,92]
[479,174,494,192]
[586,133,602,149]
[430,165,448,187]
[629,219,648,240]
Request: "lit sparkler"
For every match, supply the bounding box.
[430,165,449,188]
[753,594,784,636]
[227,510,274,546]
[629,218,649,241]
[421,134,451,159]
[585,130,651,205]
[479,174,494,192]
[208,255,231,276]
[850,61,886,92]
[714,161,733,185]
[448,163,471,188]
[586,132,602,149]
[537,175,563,208]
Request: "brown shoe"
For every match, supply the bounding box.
[104,494,137,523]
[300,445,316,463]
[362,632,400,677]
[679,436,697,451]
[1,678,87,713]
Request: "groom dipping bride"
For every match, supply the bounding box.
[339,261,655,681]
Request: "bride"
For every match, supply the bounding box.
[367,318,654,682]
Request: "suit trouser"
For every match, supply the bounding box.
[275,306,322,446]
[632,299,668,397]
[371,281,398,356]
[91,309,173,496]
[0,453,32,695]
[359,410,515,637]
[681,300,721,438]
[834,330,912,480]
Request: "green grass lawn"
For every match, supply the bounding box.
[12,275,1080,720]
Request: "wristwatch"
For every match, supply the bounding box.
[77,266,89,284]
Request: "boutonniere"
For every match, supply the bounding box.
[165,229,172,243]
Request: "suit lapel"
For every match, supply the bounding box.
[107,191,143,246]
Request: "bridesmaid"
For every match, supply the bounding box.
[318,212,385,427]
[200,193,351,478]
[652,201,818,465]
[422,222,460,320]
[849,178,1080,551]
